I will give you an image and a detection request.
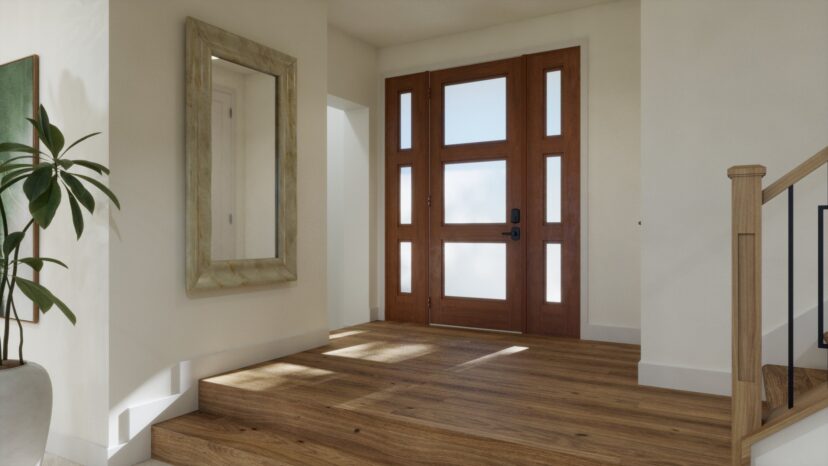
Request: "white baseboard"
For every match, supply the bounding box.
[582,323,640,345]
[46,431,108,466]
[638,360,731,396]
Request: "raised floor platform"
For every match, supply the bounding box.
[153,321,731,465]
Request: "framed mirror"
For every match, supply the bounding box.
[185,17,297,291]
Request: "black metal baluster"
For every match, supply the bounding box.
[788,186,794,409]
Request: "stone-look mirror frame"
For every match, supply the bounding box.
[185,17,297,292]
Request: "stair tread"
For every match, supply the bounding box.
[762,364,828,412]
[152,411,378,466]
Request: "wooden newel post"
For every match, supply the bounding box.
[728,165,766,466]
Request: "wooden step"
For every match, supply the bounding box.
[762,364,828,412]
[152,411,375,465]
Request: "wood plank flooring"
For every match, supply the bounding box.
[153,321,731,465]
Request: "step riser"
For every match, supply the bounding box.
[152,425,280,466]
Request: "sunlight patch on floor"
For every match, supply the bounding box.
[207,362,336,390]
[324,341,435,363]
[330,329,366,339]
[453,345,529,371]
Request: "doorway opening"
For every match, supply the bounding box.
[385,47,580,337]
[327,96,371,331]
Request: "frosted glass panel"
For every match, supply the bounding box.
[546,156,561,223]
[444,160,506,224]
[444,77,506,145]
[399,166,412,225]
[546,71,561,136]
[400,92,412,150]
[546,243,562,303]
[444,242,506,300]
[400,242,412,293]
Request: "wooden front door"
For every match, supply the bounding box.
[385,47,580,337]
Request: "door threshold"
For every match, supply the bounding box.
[429,323,522,335]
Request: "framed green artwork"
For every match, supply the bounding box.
[0,55,40,323]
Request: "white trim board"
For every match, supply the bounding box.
[638,361,731,396]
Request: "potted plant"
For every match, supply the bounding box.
[0,105,119,465]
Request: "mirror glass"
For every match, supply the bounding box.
[210,57,278,261]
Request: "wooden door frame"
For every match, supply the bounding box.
[384,47,581,337]
[384,72,429,323]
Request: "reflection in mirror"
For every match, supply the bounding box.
[210,57,277,261]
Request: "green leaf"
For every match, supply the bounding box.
[60,132,100,157]
[74,174,120,209]
[0,155,35,170]
[57,159,74,170]
[23,164,53,202]
[0,143,39,155]
[17,257,68,272]
[3,231,24,257]
[25,118,47,148]
[47,124,65,156]
[29,178,62,228]
[61,172,94,213]
[0,164,34,174]
[38,105,52,147]
[67,193,84,238]
[2,167,35,183]
[16,277,76,325]
[69,159,110,175]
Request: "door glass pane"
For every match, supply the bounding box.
[444,242,506,300]
[400,166,412,225]
[400,242,412,293]
[546,156,561,223]
[546,243,562,303]
[444,77,506,145]
[444,160,506,224]
[546,70,562,136]
[400,92,412,150]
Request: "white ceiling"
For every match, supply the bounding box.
[326,0,617,48]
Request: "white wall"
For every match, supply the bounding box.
[639,0,828,395]
[108,1,329,464]
[0,0,111,464]
[752,406,828,466]
[327,102,371,330]
[327,27,380,317]
[375,0,642,342]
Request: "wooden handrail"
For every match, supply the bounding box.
[763,146,828,204]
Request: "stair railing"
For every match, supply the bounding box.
[729,146,828,466]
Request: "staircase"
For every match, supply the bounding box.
[729,147,828,466]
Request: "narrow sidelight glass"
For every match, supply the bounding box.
[400,242,412,293]
[400,92,412,150]
[546,70,561,136]
[546,243,562,303]
[546,156,561,223]
[399,166,412,225]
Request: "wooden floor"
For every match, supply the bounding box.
[153,322,731,465]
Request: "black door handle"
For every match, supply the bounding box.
[501,226,520,241]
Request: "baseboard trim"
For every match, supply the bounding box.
[582,323,640,345]
[46,430,108,466]
[638,360,731,396]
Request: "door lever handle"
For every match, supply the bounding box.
[501,227,521,241]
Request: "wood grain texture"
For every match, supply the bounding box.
[762,145,828,204]
[728,165,765,466]
[154,322,731,465]
[762,364,828,413]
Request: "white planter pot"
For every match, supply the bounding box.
[0,362,52,466]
